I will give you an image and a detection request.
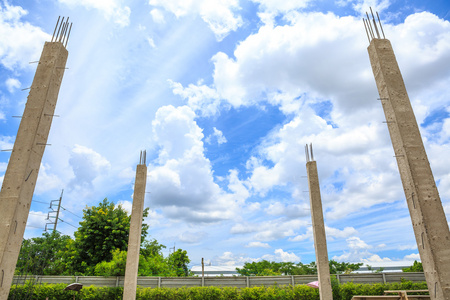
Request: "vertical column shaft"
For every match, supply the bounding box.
[368,38,450,300]
[123,163,147,300]
[0,42,68,298]
[306,160,333,300]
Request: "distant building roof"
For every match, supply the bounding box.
[191,265,242,277]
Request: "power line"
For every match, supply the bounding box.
[59,219,78,229]
[29,213,46,217]
[26,225,44,229]
[31,200,49,205]
[60,206,82,219]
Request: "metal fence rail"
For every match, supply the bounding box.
[12,272,426,288]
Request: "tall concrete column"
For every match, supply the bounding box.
[368,38,450,300]
[306,144,333,300]
[0,20,70,298]
[123,151,147,300]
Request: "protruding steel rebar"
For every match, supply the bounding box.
[65,23,72,48]
[363,18,371,43]
[363,8,386,44]
[305,144,310,162]
[55,17,65,43]
[51,17,73,48]
[376,12,385,39]
[310,143,314,161]
[51,16,61,42]
[370,7,380,39]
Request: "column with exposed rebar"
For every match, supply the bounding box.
[365,10,450,300]
[123,151,147,300]
[0,17,71,298]
[306,144,333,300]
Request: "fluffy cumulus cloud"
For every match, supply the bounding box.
[215,248,299,265]
[58,0,131,27]
[333,236,394,262]
[178,231,208,244]
[0,2,49,70]
[231,218,306,241]
[5,78,20,93]
[215,251,253,266]
[148,105,249,224]
[35,163,64,194]
[206,127,227,145]
[68,144,111,190]
[262,248,300,262]
[148,0,243,41]
[245,241,270,248]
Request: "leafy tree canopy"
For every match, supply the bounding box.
[65,198,149,274]
[402,260,423,272]
[16,231,71,275]
[236,260,361,276]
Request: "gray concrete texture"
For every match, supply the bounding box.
[368,38,450,300]
[123,163,147,300]
[0,42,68,299]
[307,160,333,300]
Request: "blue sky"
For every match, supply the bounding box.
[1,0,450,268]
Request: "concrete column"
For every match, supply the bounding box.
[123,153,147,300]
[306,146,333,300]
[368,38,450,300]
[0,41,68,299]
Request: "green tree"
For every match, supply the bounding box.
[15,231,72,275]
[402,260,423,272]
[168,249,191,276]
[329,260,362,274]
[94,249,128,276]
[67,198,149,274]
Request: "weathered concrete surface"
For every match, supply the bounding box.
[368,38,450,300]
[0,42,68,299]
[123,164,147,300]
[307,160,333,300]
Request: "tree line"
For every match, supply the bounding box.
[16,198,422,277]
[16,198,190,277]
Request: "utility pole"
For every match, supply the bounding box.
[45,190,64,232]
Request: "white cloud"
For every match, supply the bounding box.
[35,163,64,195]
[0,135,14,150]
[150,8,165,24]
[170,80,223,117]
[148,0,243,41]
[215,251,254,266]
[403,253,420,261]
[232,218,305,241]
[361,254,392,263]
[206,127,227,145]
[147,37,156,48]
[347,236,371,250]
[0,2,49,70]
[5,78,20,93]
[251,0,311,23]
[27,210,47,229]
[352,0,391,17]
[148,105,249,224]
[265,202,310,219]
[58,0,131,27]
[178,231,208,244]
[68,144,111,190]
[262,248,300,262]
[245,241,270,248]
[398,244,417,251]
[325,226,359,240]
